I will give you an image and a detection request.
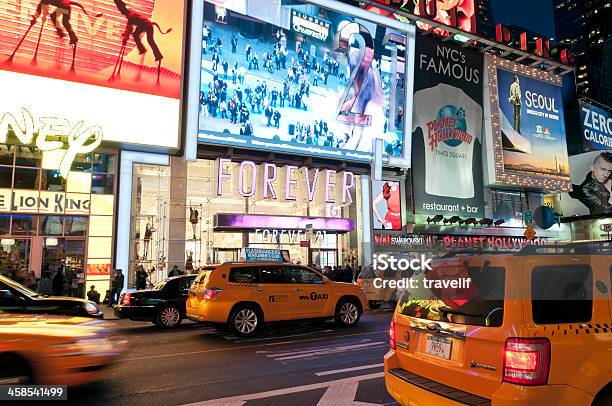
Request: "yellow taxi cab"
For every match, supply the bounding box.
[385,243,612,406]
[357,265,406,309]
[0,311,125,386]
[186,262,368,337]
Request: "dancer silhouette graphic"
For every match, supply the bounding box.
[110,0,172,84]
[7,1,103,72]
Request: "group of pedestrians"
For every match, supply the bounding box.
[318,265,362,283]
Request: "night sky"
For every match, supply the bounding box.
[490,0,556,38]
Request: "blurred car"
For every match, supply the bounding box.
[356,265,407,309]
[114,274,197,328]
[385,243,612,406]
[0,311,125,386]
[186,262,368,337]
[0,275,103,319]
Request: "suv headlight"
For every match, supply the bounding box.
[84,301,100,315]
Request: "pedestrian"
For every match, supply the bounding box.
[136,266,148,290]
[222,59,229,78]
[168,265,181,277]
[273,110,281,128]
[342,265,354,283]
[37,271,52,296]
[75,267,85,298]
[264,105,274,127]
[231,35,238,53]
[87,285,101,304]
[52,268,64,296]
[111,269,124,305]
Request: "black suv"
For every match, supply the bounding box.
[114,275,196,328]
[0,275,103,318]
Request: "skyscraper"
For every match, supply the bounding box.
[553,0,612,104]
[476,0,496,38]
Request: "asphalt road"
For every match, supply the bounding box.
[65,306,398,406]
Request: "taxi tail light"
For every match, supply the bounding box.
[389,319,396,350]
[121,293,131,305]
[503,338,550,386]
[202,288,222,300]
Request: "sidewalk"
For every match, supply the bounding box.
[101,305,119,320]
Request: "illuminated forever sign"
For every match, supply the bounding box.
[0,107,103,178]
[216,159,355,204]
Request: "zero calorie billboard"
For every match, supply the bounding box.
[0,0,186,150]
[580,100,612,151]
[197,0,410,163]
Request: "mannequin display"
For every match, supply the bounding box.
[185,250,194,273]
[143,218,155,260]
[189,207,199,240]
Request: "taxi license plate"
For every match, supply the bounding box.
[425,335,452,360]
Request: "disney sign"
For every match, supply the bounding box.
[0,107,103,178]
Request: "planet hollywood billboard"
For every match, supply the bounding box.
[411,34,485,219]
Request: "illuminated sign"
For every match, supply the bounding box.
[0,107,102,178]
[486,55,571,192]
[0,189,92,214]
[291,11,330,41]
[254,229,327,244]
[0,0,186,151]
[367,0,476,35]
[216,159,356,204]
[215,214,354,232]
[579,101,612,151]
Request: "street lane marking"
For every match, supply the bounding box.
[260,339,374,357]
[315,363,385,376]
[220,329,334,343]
[274,342,386,361]
[316,380,380,406]
[180,372,385,406]
[121,330,388,362]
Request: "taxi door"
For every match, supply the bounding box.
[256,266,293,321]
[286,266,329,318]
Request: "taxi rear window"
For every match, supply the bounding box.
[397,265,506,327]
[194,267,217,285]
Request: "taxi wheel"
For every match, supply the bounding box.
[334,298,362,328]
[155,305,183,329]
[0,354,33,385]
[229,305,261,337]
[368,301,381,310]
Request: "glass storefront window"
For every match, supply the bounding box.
[0,145,15,166]
[64,217,88,237]
[15,146,40,167]
[11,215,37,235]
[39,216,64,236]
[0,215,9,235]
[0,166,12,188]
[13,168,39,189]
[41,170,65,191]
[92,153,116,174]
[491,190,527,226]
[71,154,93,172]
[92,174,114,194]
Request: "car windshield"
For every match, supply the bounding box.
[396,263,506,327]
[2,277,39,298]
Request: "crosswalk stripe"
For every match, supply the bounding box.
[261,340,375,358]
[315,363,385,376]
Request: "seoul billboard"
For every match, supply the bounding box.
[196,0,411,163]
[0,0,186,151]
[486,55,571,191]
[411,34,485,219]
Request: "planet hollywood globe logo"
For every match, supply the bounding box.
[426,104,473,150]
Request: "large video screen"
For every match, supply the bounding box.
[197,0,408,162]
[0,0,186,150]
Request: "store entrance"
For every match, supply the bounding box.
[311,249,337,268]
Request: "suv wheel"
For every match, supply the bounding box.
[334,298,361,327]
[228,305,261,337]
[0,354,33,385]
[155,305,182,328]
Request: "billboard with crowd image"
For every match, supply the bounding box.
[196,0,411,163]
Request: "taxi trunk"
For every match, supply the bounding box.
[385,257,522,405]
